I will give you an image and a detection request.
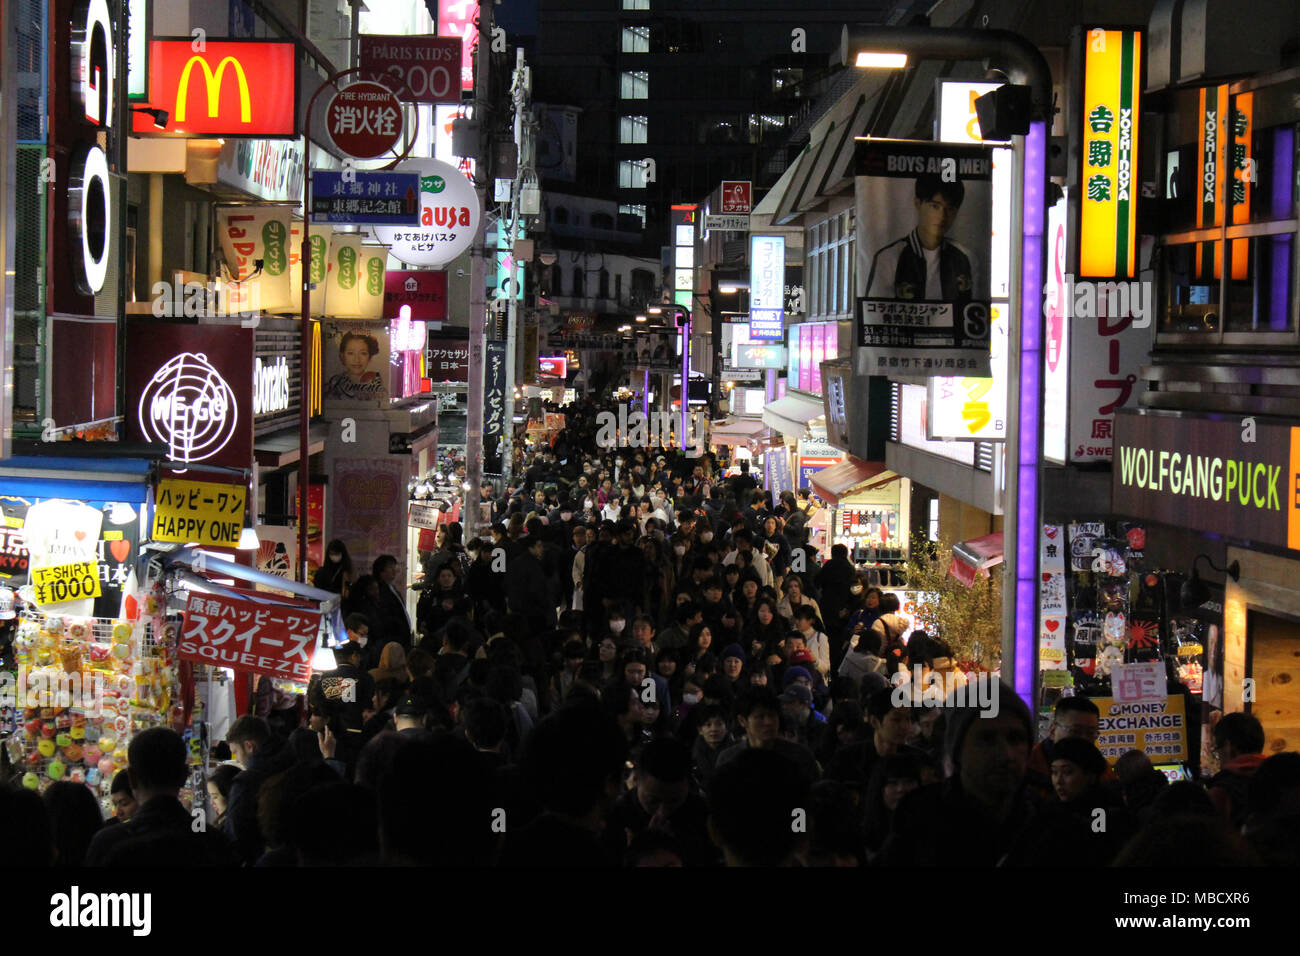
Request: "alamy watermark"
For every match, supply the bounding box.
[0,666,107,711]
[890,665,1001,717]
[595,407,704,458]
[1046,274,1151,329]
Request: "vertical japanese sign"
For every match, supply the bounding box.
[1039,524,1067,671]
[439,0,478,93]
[1079,28,1141,278]
[179,592,320,682]
[1200,86,1253,280]
[483,340,508,473]
[1068,305,1146,463]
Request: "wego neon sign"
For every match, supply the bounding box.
[137,353,239,465]
[69,0,115,296]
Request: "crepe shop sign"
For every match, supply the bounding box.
[179,593,320,681]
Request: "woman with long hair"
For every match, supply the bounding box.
[312,539,354,596]
[776,573,823,629]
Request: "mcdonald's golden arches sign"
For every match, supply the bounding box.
[132,39,297,137]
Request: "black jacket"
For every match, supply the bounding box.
[85,796,236,867]
[223,737,299,865]
[372,582,413,649]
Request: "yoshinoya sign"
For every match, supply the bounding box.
[1112,409,1300,552]
[1079,28,1141,278]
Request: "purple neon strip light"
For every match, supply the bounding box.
[1014,121,1047,703]
[682,318,691,447]
[1270,128,1294,330]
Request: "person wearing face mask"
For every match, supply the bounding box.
[312,539,354,596]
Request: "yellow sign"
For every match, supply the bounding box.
[1096,694,1188,764]
[1079,28,1141,278]
[152,479,247,548]
[176,56,251,123]
[31,561,102,607]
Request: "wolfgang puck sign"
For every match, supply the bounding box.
[1112,409,1300,552]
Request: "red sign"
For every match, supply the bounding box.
[427,334,471,383]
[179,592,321,682]
[438,0,478,92]
[132,40,298,137]
[721,181,752,215]
[383,270,448,321]
[359,35,462,104]
[327,82,403,158]
[539,356,568,378]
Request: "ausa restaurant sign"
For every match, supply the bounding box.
[1112,409,1300,552]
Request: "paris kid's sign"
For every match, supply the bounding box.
[1112,409,1300,552]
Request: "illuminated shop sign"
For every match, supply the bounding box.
[1079,28,1141,278]
[749,235,785,340]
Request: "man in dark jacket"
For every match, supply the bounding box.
[309,641,374,773]
[507,534,556,632]
[1208,712,1269,829]
[85,728,235,866]
[815,544,857,641]
[371,554,413,649]
[224,715,298,865]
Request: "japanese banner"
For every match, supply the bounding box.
[0,498,28,579]
[483,340,507,473]
[426,334,470,383]
[152,479,248,548]
[179,592,321,682]
[1067,309,1147,462]
[217,207,293,312]
[1079,28,1141,278]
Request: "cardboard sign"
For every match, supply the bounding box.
[408,502,442,530]
[152,479,248,548]
[31,561,102,607]
[1096,695,1188,764]
[179,592,320,682]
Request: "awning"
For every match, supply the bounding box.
[762,393,824,438]
[0,456,153,504]
[809,456,896,506]
[254,423,331,469]
[948,532,1005,587]
[708,417,768,446]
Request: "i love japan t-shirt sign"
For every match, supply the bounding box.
[373,158,478,267]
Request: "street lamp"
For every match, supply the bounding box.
[844,23,1051,707]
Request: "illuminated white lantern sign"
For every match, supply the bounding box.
[68,0,115,296]
[372,158,478,267]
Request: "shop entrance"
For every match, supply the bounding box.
[1248,610,1300,752]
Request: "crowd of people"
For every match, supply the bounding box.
[3,396,1298,867]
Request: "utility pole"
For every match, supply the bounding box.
[463,7,493,539]
[501,47,532,486]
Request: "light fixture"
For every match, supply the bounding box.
[311,641,336,672]
[237,527,260,550]
[855,51,908,69]
[132,106,169,129]
[648,306,663,314]
[635,314,647,322]
[1181,555,1241,611]
[718,282,749,294]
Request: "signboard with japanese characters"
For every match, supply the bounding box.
[483,340,508,473]
[426,334,470,383]
[152,479,248,548]
[1111,661,1168,705]
[179,592,321,682]
[1195,85,1252,281]
[705,214,749,232]
[217,207,293,312]
[0,499,28,579]
[372,159,479,267]
[854,139,994,381]
[720,181,752,214]
[408,502,441,530]
[327,81,403,158]
[384,270,448,321]
[927,303,1006,440]
[1095,695,1188,764]
[1067,306,1147,462]
[1079,28,1141,278]
[311,170,420,225]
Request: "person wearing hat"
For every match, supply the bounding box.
[719,643,747,690]
[779,683,829,755]
[880,681,1040,866]
[392,691,434,737]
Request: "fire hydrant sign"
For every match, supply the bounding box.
[153,479,248,548]
[31,561,102,607]
[328,81,403,159]
[179,592,320,682]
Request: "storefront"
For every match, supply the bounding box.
[808,455,909,581]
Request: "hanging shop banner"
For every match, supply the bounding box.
[322,321,391,407]
[855,139,994,380]
[1040,616,1067,670]
[255,525,297,584]
[1195,86,1252,281]
[1095,695,1187,764]
[310,170,421,225]
[372,158,479,266]
[179,592,320,682]
[1112,409,1300,553]
[927,303,1007,441]
[484,340,508,473]
[31,561,102,607]
[152,478,247,548]
[1066,304,1147,463]
[437,0,478,92]
[636,330,676,371]
[285,222,331,316]
[331,458,408,573]
[132,39,298,137]
[1079,28,1141,278]
[0,498,29,579]
[125,322,255,470]
[384,270,448,321]
[23,499,104,617]
[217,207,293,312]
[301,483,327,571]
[324,233,364,319]
[1042,195,1070,463]
[798,456,841,491]
[359,34,462,105]
[764,447,795,496]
